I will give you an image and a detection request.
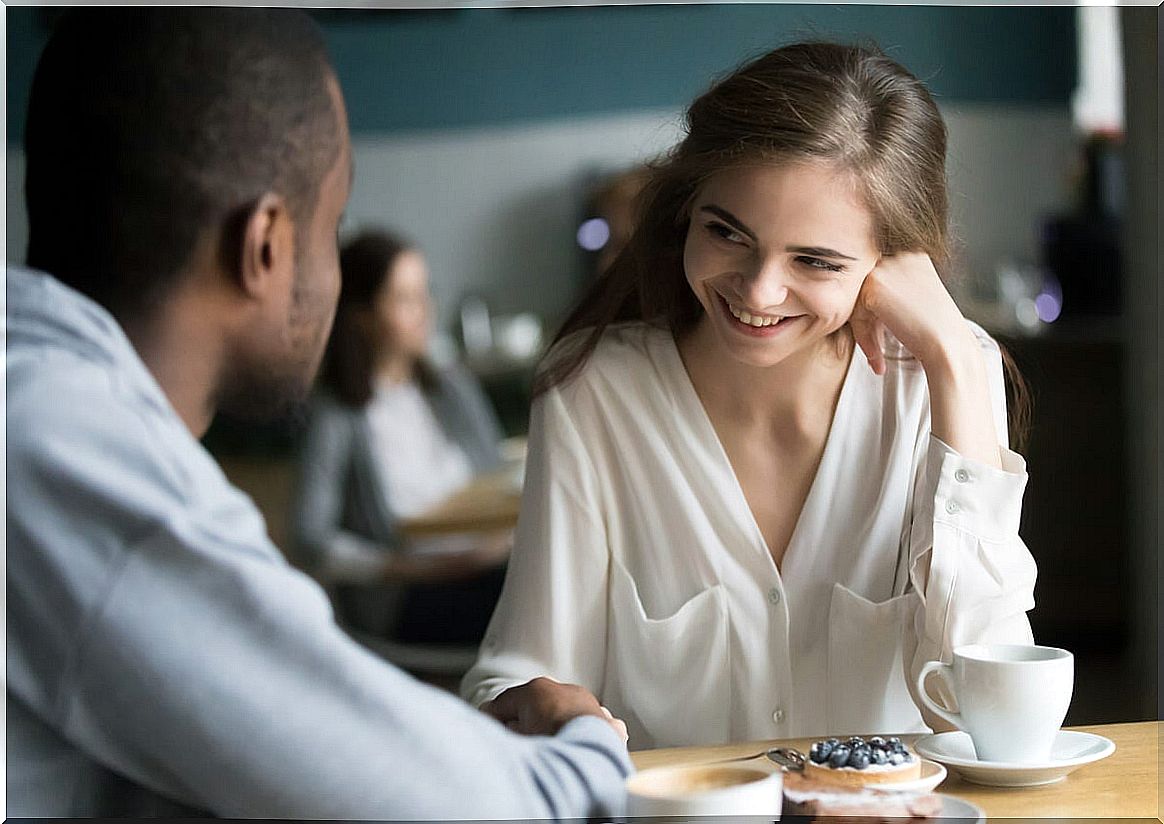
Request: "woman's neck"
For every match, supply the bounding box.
[676,317,852,436]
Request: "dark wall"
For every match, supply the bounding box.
[7,5,1076,146]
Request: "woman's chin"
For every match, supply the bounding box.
[715,322,844,370]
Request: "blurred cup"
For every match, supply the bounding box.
[625,764,782,821]
[916,644,1073,763]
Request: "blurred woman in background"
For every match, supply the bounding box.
[294,230,509,645]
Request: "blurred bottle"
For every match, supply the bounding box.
[1041,132,1125,318]
[460,295,493,356]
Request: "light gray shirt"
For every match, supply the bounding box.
[5,265,632,819]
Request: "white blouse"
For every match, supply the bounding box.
[365,379,476,556]
[461,322,1036,748]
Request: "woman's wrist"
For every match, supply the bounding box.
[913,323,981,383]
[915,327,1004,469]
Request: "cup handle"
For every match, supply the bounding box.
[916,660,962,729]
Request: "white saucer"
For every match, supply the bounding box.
[877,758,948,793]
[937,793,986,822]
[914,730,1115,787]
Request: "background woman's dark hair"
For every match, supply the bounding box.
[535,40,1030,450]
[321,230,437,408]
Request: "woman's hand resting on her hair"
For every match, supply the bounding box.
[849,251,1003,469]
[848,252,975,376]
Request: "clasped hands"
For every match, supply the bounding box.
[483,677,629,745]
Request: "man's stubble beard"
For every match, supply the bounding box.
[214,259,334,428]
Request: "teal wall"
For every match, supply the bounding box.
[7,5,1076,145]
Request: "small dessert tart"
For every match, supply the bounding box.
[783,771,942,822]
[804,735,922,787]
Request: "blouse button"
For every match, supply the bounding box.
[772,708,785,724]
[955,468,970,483]
[945,500,961,515]
[767,586,782,606]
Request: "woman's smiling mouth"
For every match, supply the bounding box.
[718,294,803,336]
[727,301,783,327]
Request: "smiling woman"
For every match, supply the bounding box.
[461,41,1040,749]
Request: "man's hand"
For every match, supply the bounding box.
[483,677,629,744]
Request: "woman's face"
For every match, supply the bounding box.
[374,249,432,359]
[683,161,880,369]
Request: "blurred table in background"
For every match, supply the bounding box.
[399,446,525,538]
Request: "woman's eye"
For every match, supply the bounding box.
[706,222,746,245]
[796,255,844,273]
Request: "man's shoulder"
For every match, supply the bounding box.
[8,331,245,537]
[10,349,127,442]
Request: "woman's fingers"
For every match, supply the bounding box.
[600,706,629,743]
[610,718,630,743]
[850,302,886,376]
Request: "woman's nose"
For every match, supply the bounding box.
[740,257,790,309]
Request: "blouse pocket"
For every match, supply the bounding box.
[827,583,928,736]
[605,556,729,748]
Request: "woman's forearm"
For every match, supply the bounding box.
[919,331,1004,469]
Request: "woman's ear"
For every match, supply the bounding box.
[236,192,295,299]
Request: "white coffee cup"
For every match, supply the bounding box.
[916,643,1074,763]
[625,763,782,820]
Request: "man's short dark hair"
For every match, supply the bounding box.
[24,8,342,317]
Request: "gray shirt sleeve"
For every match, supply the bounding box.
[291,396,399,581]
[68,526,632,819]
[8,379,632,820]
[433,365,506,472]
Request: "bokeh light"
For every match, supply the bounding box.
[1035,292,1063,323]
[577,217,611,251]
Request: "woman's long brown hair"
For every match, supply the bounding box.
[535,41,1030,450]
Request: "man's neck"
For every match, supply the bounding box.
[119,296,226,439]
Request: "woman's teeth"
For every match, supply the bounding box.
[728,302,783,327]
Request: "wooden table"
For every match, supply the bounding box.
[631,721,1160,820]
[397,466,522,537]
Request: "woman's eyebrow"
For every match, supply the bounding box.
[698,205,758,243]
[786,245,858,261]
[699,206,858,262]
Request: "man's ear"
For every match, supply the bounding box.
[236,192,295,299]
